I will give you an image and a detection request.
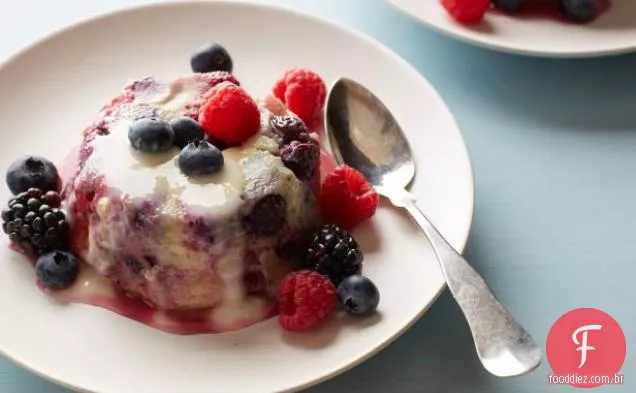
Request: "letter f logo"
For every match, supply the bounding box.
[572,325,603,368]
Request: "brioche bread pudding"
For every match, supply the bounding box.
[2,43,381,334]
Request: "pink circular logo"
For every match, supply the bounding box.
[546,308,626,388]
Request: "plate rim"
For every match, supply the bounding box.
[385,0,636,58]
[0,1,475,392]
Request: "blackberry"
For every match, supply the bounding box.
[270,116,308,144]
[271,116,319,181]
[303,224,363,285]
[280,140,319,181]
[1,188,69,256]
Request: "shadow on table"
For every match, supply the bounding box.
[416,41,636,134]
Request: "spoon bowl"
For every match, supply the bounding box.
[326,78,414,189]
[326,77,542,378]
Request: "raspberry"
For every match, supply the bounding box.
[321,165,379,230]
[441,0,490,24]
[273,68,326,125]
[278,270,337,332]
[199,82,260,146]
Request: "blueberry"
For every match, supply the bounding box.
[337,275,380,316]
[559,0,603,22]
[242,194,287,236]
[493,0,524,13]
[5,156,60,195]
[169,116,204,148]
[128,118,174,153]
[190,43,233,73]
[35,251,79,290]
[178,140,224,176]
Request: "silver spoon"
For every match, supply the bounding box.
[325,77,542,378]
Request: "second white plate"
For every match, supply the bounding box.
[387,0,636,57]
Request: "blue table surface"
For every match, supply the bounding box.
[1,0,634,392]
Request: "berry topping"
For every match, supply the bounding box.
[320,165,379,230]
[559,0,604,22]
[440,0,490,24]
[280,140,320,181]
[273,68,327,124]
[2,190,69,256]
[199,83,260,146]
[178,140,224,176]
[35,251,79,290]
[190,43,233,73]
[170,116,204,148]
[242,194,287,236]
[337,275,380,316]
[492,0,524,13]
[278,270,337,332]
[128,118,175,153]
[270,115,308,144]
[302,224,363,286]
[5,156,60,195]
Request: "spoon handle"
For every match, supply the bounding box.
[379,187,542,377]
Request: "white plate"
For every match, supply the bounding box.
[0,2,474,392]
[386,0,636,57]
